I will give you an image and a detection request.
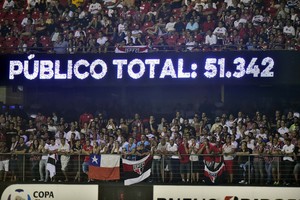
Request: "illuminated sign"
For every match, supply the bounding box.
[9,55,274,80]
[0,51,299,86]
[154,186,300,200]
[1,184,98,200]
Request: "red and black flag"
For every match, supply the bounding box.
[122,154,152,185]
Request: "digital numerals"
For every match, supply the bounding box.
[203,57,274,79]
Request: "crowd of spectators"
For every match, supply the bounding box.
[0,109,299,186]
[0,0,300,53]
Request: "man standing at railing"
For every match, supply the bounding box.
[14,137,27,181]
[236,141,252,184]
[157,137,168,182]
[294,138,300,185]
[167,138,180,183]
[282,138,295,186]
[58,138,70,182]
[0,141,9,182]
[123,137,137,161]
[222,136,235,183]
[38,139,48,182]
[178,137,190,183]
[45,138,59,182]
[199,138,215,165]
[189,137,200,183]
[82,139,93,182]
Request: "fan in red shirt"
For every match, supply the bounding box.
[79,112,93,128]
[199,137,225,184]
[81,139,93,181]
[199,137,218,163]
[178,137,190,182]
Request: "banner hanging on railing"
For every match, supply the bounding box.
[89,154,120,181]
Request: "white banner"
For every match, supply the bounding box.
[1,184,98,200]
[115,45,148,53]
[154,186,300,200]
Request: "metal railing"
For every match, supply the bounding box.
[0,153,298,186]
[0,43,297,54]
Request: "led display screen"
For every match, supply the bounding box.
[0,51,299,86]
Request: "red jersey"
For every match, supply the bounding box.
[82,144,93,162]
[178,143,189,163]
[200,143,221,163]
[140,2,151,14]
[79,113,93,126]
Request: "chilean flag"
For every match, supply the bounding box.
[122,155,152,186]
[89,154,120,180]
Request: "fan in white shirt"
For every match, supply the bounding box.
[65,126,81,142]
[213,21,227,40]
[88,0,101,15]
[2,0,14,10]
[278,121,289,136]
[165,17,176,33]
[283,20,295,36]
[205,30,217,45]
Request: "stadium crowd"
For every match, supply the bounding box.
[0,109,299,186]
[0,0,299,53]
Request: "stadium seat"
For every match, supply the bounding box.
[40,36,50,44]
[194,34,203,43]
[41,40,53,51]
[6,36,17,44]
[0,36,5,43]
[44,11,50,19]
[27,36,36,47]
[87,28,97,36]
[7,42,18,53]
[18,10,27,23]
[0,42,7,54]
[154,37,162,45]
[153,3,161,8]
[6,10,18,21]
[21,36,30,43]
[32,11,40,20]
[0,10,7,19]
[172,8,181,18]
[142,21,154,32]
[166,38,177,47]
[178,35,187,43]
[0,18,5,25]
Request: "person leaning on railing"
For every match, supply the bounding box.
[178,137,190,183]
[58,138,71,182]
[222,136,235,183]
[70,139,82,182]
[0,140,10,182]
[150,139,161,183]
[81,139,93,182]
[282,138,295,186]
[38,139,48,182]
[189,137,200,183]
[14,137,27,182]
[252,137,265,185]
[167,138,180,183]
[294,138,300,185]
[28,139,40,181]
[236,141,252,184]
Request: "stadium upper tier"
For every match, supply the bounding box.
[0,0,299,53]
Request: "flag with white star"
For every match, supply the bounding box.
[89,154,121,180]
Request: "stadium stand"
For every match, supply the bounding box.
[0,0,299,53]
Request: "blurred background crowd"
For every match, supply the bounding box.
[0,0,299,53]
